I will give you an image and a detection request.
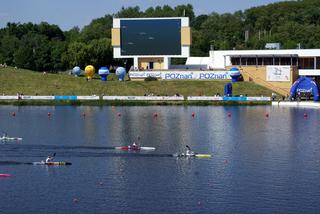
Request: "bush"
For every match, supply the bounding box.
[144,76,158,81]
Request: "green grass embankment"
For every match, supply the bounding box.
[0,67,273,106]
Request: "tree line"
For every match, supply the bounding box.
[0,0,320,72]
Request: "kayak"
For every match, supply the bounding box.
[115,146,156,151]
[195,154,212,158]
[0,136,23,141]
[173,153,212,158]
[32,161,72,166]
[0,173,11,177]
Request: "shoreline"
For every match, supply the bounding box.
[0,100,271,106]
[0,95,271,106]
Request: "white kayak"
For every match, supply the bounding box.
[0,136,23,141]
[173,153,212,158]
[32,161,72,165]
[115,146,156,151]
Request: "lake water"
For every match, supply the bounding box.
[0,105,319,214]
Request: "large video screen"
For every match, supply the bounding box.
[120,19,181,56]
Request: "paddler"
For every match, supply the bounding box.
[185,145,195,156]
[45,155,54,163]
[131,142,138,150]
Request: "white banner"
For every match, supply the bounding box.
[129,71,161,78]
[187,96,223,101]
[162,71,231,80]
[0,96,19,100]
[103,96,184,101]
[129,70,231,80]
[246,97,271,101]
[21,96,54,100]
[77,96,100,100]
[266,66,291,82]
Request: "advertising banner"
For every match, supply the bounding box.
[161,71,231,80]
[103,96,184,101]
[187,96,223,101]
[77,96,100,100]
[129,70,231,80]
[129,71,161,78]
[266,66,291,82]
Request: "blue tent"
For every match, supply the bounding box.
[290,77,320,101]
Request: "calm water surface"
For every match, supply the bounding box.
[0,106,319,214]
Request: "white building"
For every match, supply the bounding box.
[187,49,320,77]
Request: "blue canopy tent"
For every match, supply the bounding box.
[290,77,320,101]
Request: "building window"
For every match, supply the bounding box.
[299,58,314,69]
[264,57,273,65]
[231,57,240,65]
[241,58,247,66]
[281,57,292,65]
[317,57,320,69]
[247,57,256,65]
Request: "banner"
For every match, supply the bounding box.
[21,96,54,100]
[161,71,231,80]
[129,70,231,80]
[103,96,184,101]
[266,66,291,82]
[77,96,100,100]
[187,96,223,101]
[129,71,161,78]
[54,96,77,100]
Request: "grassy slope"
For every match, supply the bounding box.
[0,67,273,96]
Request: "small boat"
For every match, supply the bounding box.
[115,146,156,151]
[32,161,72,166]
[0,136,23,141]
[0,173,11,177]
[173,153,212,158]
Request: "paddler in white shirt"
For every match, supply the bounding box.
[131,142,138,150]
[185,145,195,156]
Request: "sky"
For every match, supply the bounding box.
[0,0,286,31]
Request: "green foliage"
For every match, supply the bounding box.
[1,1,320,71]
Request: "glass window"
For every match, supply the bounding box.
[264,57,273,65]
[247,57,257,65]
[241,58,247,66]
[231,57,240,65]
[317,57,320,69]
[299,58,314,69]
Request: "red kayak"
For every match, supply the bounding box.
[115,146,156,151]
[0,173,11,177]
